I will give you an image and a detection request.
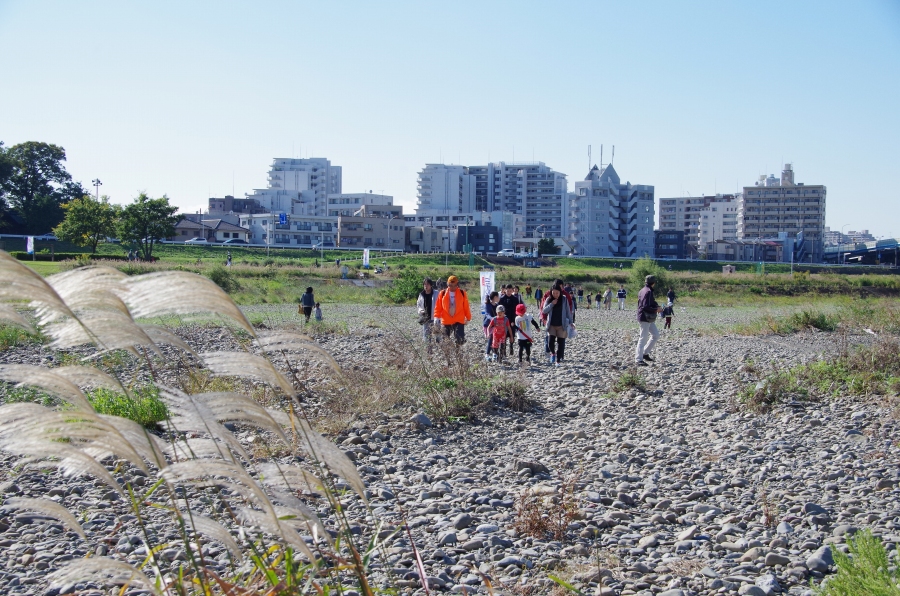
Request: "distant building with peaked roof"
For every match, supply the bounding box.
[568,164,655,257]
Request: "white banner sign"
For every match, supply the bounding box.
[362,248,370,267]
[26,236,34,254]
[479,270,495,306]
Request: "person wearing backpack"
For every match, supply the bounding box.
[487,305,514,362]
[432,275,471,345]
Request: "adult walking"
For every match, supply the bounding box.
[541,284,573,365]
[617,285,627,310]
[433,275,471,345]
[534,287,543,307]
[416,278,437,346]
[299,286,316,324]
[635,275,661,367]
[666,287,676,304]
[603,287,612,310]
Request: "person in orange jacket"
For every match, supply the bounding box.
[432,275,472,345]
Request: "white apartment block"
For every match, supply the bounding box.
[327,193,393,217]
[415,164,476,217]
[738,164,826,262]
[699,201,739,245]
[466,162,569,237]
[568,164,655,258]
[239,213,337,247]
[245,158,342,217]
[658,193,739,248]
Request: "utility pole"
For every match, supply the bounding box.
[91,179,102,201]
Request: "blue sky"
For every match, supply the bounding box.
[2,1,898,237]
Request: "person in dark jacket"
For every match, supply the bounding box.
[299,287,316,323]
[666,288,676,304]
[634,275,661,366]
[498,284,521,355]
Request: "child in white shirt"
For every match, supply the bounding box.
[514,303,541,363]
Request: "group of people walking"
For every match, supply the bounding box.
[416,274,678,370]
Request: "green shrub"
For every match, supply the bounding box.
[788,309,839,331]
[628,257,670,296]
[87,386,169,427]
[0,325,41,351]
[816,529,900,596]
[206,264,239,293]
[381,267,427,303]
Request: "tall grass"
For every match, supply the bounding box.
[0,249,408,595]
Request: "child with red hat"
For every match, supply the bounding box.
[514,303,541,364]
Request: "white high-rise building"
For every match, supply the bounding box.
[699,200,739,245]
[414,164,476,220]
[568,164,655,257]
[245,158,342,217]
[658,193,739,248]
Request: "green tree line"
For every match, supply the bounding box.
[1,141,181,260]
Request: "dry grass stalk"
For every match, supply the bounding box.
[0,250,391,595]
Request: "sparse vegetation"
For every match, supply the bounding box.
[513,472,581,542]
[613,370,647,393]
[739,338,900,412]
[815,529,900,596]
[87,386,169,427]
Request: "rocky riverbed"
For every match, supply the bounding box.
[1,303,898,596]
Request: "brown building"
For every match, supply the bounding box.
[336,205,403,250]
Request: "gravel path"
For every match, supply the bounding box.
[1,303,897,596]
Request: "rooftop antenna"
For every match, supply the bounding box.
[600,145,604,170]
[588,145,591,172]
[611,145,615,165]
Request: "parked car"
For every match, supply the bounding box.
[223,238,248,245]
[184,237,208,244]
[497,249,516,257]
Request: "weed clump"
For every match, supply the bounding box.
[613,370,647,393]
[513,473,581,541]
[816,529,900,596]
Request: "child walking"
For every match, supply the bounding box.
[586,292,593,309]
[483,291,500,360]
[314,302,323,321]
[514,304,541,363]
[662,301,674,329]
[487,305,514,362]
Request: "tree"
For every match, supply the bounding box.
[118,193,182,260]
[0,142,77,233]
[0,143,13,229]
[537,237,560,256]
[54,194,120,253]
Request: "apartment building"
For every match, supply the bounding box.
[738,164,826,262]
[466,162,569,237]
[245,158,342,217]
[568,164,655,257]
[658,193,739,248]
[699,200,739,245]
[239,213,337,247]
[414,164,476,220]
[337,205,404,250]
[327,193,394,217]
